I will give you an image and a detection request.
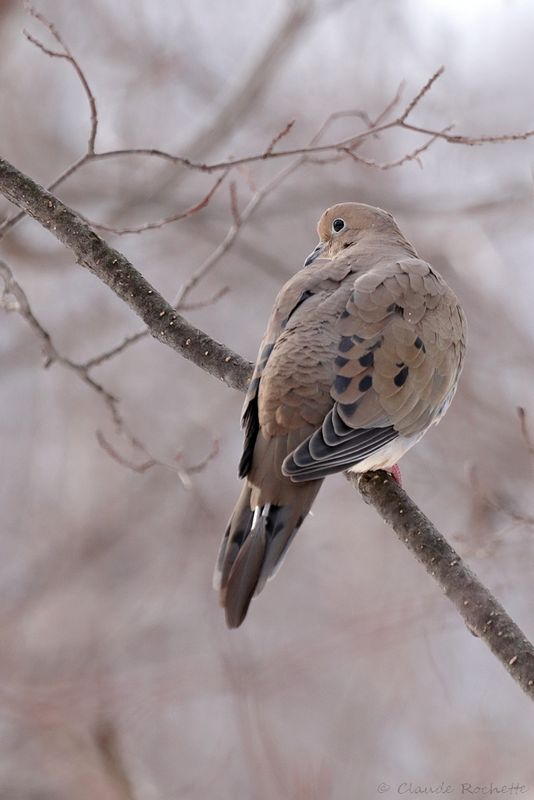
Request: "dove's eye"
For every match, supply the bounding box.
[332,218,345,233]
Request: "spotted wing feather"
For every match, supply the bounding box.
[283,258,466,481]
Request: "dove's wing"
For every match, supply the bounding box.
[238,258,355,478]
[282,258,466,481]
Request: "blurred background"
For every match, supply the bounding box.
[1,0,534,796]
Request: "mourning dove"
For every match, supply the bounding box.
[214,202,466,628]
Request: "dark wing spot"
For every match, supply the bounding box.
[340,400,360,417]
[394,366,409,387]
[359,351,374,368]
[339,336,354,353]
[340,309,350,319]
[335,355,349,368]
[287,290,314,322]
[414,336,426,352]
[359,375,372,392]
[334,375,352,394]
[387,303,403,315]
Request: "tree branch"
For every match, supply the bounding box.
[1,154,533,701]
[0,157,252,393]
[353,472,534,700]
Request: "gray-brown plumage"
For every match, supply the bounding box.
[214,202,466,628]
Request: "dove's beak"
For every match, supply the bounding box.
[304,240,327,266]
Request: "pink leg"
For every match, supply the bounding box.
[386,463,402,486]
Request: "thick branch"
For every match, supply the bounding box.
[0,157,252,392]
[353,472,534,700]
[1,155,533,700]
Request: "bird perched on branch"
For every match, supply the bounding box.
[214,202,466,628]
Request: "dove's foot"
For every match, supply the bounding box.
[386,464,402,486]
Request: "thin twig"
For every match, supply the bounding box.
[183,438,220,475]
[96,431,159,474]
[0,259,120,423]
[399,66,445,122]
[85,170,229,235]
[95,431,219,487]
[23,2,97,153]
[229,181,241,227]
[177,285,230,312]
[310,131,446,169]
[264,119,296,156]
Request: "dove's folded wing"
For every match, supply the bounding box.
[282,258,466,482]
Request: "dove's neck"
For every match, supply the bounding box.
[346,229,418,265]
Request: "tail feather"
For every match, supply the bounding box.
[213,483,253,593]
[254,503,306,591]
[215,481,321,628]
[222,520,267,629]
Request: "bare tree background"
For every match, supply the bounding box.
[2,1,534,797]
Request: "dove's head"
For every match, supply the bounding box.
[304,202,400,265]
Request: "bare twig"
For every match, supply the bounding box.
[399,66,445,122]
[23,2,97,154]
[95,431,218,486]
[264,119,296,156]
[96,431,159,474]
[229,181,241,227]
[0,259,120,423]
[82,330,148,370]
[85,170,229,235]
[1,156,534,699]
[310,130,446,170]
[185,438,220,474]
[178,285,230,313]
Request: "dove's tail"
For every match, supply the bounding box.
[214,479,322,628]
